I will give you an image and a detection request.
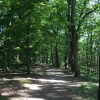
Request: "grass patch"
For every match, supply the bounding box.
[81,70,99,82]
[6,80,21,85]
[21,79,32,84]
[0,96,10,100]
[73,83,98,100]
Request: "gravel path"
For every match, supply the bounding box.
[0,65,92,100]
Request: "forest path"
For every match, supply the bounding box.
[0,64,95,100]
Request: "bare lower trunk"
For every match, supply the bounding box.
[98,54,100,100]
[26,12,31,75]
[64,54,67,69]
[55,43,59,67]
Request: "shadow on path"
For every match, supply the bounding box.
[0,64,98,100]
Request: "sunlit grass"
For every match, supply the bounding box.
[73,83,98,100]
[80,67,99,82]
[21,79,32,84]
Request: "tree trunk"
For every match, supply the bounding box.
[72,31,80,77]
[68,0,80,76]
[67,0,73,70]
[64,54,67,69]
[86,33,89,76]
[46,53,48,64]
[50,44,54,66]
[5,19,11,71]
[72,0,80,77]
[26,12,31,75]
[55,43,59,67]
[98,54,100,100]
[89,32,93,75]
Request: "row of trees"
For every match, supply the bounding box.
[0,0,100,77]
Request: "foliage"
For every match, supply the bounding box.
[0,0,99,80]
[73,83,98,100]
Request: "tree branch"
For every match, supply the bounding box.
[79,0,88,17]
[76,6,98,32]
[82,6,97,20]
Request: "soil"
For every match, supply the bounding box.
[0,64,97,100]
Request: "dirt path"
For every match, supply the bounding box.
[0,65,97,100]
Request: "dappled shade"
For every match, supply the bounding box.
[0,65,98,100]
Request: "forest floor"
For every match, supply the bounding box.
[0,64,98,100]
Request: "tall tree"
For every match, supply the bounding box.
[67,0,99,77]
[67,0,80,76]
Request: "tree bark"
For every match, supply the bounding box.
[55,43,59,67]
[71,0,80,77]
[67,0,74,71]
[64,53,67,69]
[98,54,100,100]
[26,12,31,75]
[67,0,80,76]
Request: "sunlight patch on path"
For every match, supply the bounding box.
[47,72,64,75]
[23,84,42,90]
[32,78,66,83]
[10,97,46,100]
[68,84,81,87]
